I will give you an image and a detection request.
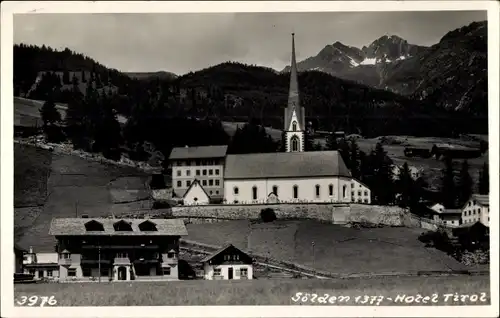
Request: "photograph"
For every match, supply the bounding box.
[1,1,498,317]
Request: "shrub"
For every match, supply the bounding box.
[260,208,277,223]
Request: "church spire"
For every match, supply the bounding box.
[288,33,300,110]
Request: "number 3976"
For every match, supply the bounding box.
[16,295,57,307]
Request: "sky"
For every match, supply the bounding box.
[14,11,486,75]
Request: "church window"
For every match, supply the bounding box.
[291,136,299,152]
[202,180,207,186]
[293,185,299,199]
[329,184,334,196]
[252,186,258,200]
[233,187,239,195]
[343,185,347,198]
[315,185,320,198]
[272,186,278,196]
[292,121,297,131]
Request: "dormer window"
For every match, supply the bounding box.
[113,220,133,231]
[84,220,104,231]
[292,121,297,131]
[138,220,157,231]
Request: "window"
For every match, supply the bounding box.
[351,191,354,197]
[358,191,361,196]
[163,267,171,275]
[177,181,182,187]
[113,220,133,231]
[202,180,207,186]
[176,170,181,177]
[357,199,362,203]
[116,252,128,258]
[292,121,297,131]
[68,269,77,277]
[167,252,175,258]
[291,136,299,152]
[235,255,239,261]
[186,180,191,187]
[315,185,320,198]
[293,185,298,199]
[215,180,220,186]
[364,191,368,196]
[85,220,104,231]
[329,184,333,196]
[343,185,347,198]
[272,186,278,196]
[240,268,248,278]
[214,268,221,276]
[364,199,368,203]
[209,169,213,175]
[196,170,200,176]
[234,187,239,195]
[209,179,214,186]
[60,252,71,259]
[203,169,207,176]
[215,169,220,175]
[351,183,354,188]
[138,220,157,231]
[186,170,191,176]
[252,186,258,200]
[209,191,213,195]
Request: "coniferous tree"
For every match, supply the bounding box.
[478,162,489,195]
[325,132,338,151]
[369,143,395,205]
[81,70,86,83]
[349,139,361,179]
[62,70,70,85]
[40,96,61,126]
[396,162,414,208]
[338,139,351,169]
[457,160,473,206]
[441,157,456,208]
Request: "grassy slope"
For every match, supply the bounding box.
[185,220,469,275]
[14,144,149,252]
[14,276,490,306]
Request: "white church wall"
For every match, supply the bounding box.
[224,176,353,204]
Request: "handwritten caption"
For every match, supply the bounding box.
[291,292,488,305]
[15,295,58,307]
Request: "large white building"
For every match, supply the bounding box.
[461,194,489,226]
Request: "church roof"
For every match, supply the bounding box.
[284,33,305,131]
[169,145,228,160]
[224,151,351,180]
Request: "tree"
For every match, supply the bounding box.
[369,143,395,205]
[478,162,489,194]
[228,121,278,154]
[440,157,456,208]
[349,139,361,179]
[396,162,414,208]
[62,70,70,85]
[325,133,338,151]
[40,96,61,127]
[457,160,473,206]
[81,70,87,83]
[338,139,351,169]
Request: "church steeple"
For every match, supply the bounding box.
[284,33,306,153]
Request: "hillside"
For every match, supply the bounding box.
[282,21,487,115]
[125,71,178,81]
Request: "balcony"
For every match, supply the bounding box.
[58,258,72,266]
[81,245,160,250]
[114,257,131,265]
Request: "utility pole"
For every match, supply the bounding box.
[75,200,78,218]
[312,241,315,269]
[98,243,101,283]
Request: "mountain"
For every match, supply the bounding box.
[125,71,178,81]
[282,21,487,115]
[282,35,428,88]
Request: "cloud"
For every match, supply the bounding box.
[14,11,486,75]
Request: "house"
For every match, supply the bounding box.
[404,147,432,158]
[224,151,352,204]
[201,244,253,280]
[49,218,188,282]
[22,246,59,280]
[169,145,227,200]
[461,194,489,226]
[391,164,423,180]
[350,179,371,204]
[432,144,482,160]
[432,209,462,227]
[428,203,445,214]
[183,179,210,205]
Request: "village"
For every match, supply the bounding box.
[13,33,490,287]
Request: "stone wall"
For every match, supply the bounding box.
[170,203,408,226]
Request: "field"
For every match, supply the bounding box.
[14,144,149,252]
[14,275,490,306]
[185,219,485,275]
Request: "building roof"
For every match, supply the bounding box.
[441,209,462,215]
[24,263,59,268]
[200,244,250,263]
[182,179,210,199]
[224,151,351,180]
[49,218,188,236]
[472,194,489,207]
[169,145,228,160]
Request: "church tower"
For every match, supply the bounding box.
[284,33,306,153]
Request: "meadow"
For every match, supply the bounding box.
[14,275,490,306]
[185,219,479,275]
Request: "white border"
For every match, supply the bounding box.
[1,1,499,317]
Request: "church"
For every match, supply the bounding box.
[169,34,371,205]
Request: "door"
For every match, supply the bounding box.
[228,267,233,280]
[118,266,127,280]
[38,270,44,279]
